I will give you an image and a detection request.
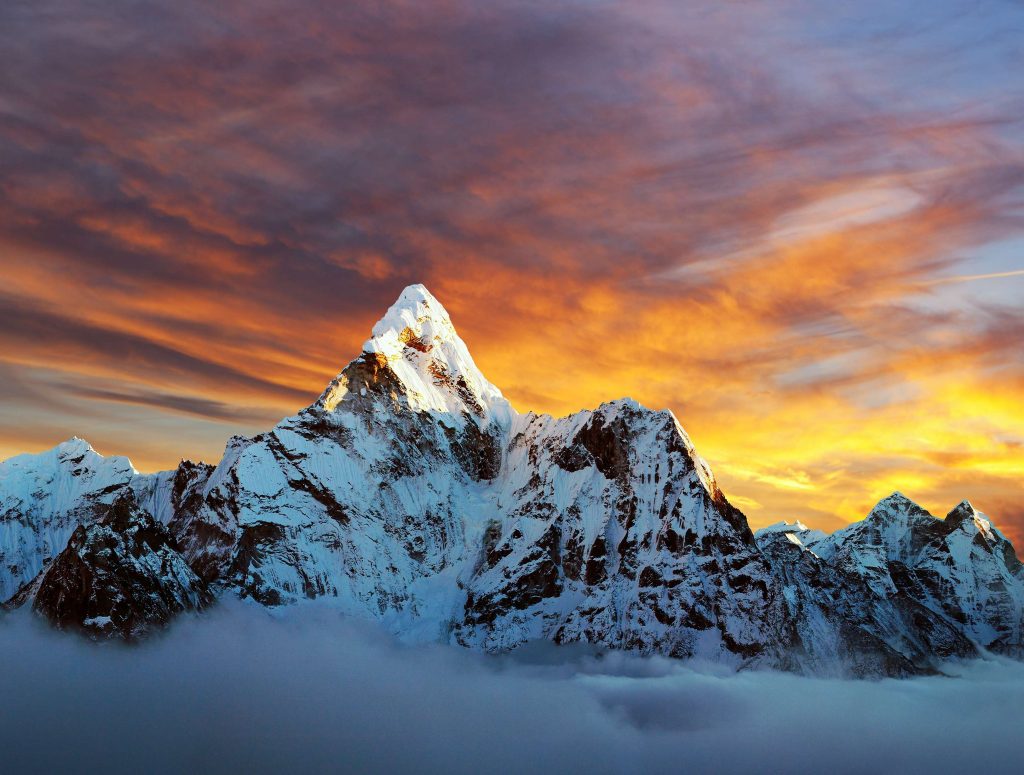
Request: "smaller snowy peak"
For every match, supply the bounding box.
[318,284,514,427]
[0,438,147,601]
[944,500,996,540]
[870,491,926,517]
[1,437,138,484]
[816,493,935,556]
[755,521,827,551]
[56,436,95,456]
[856,494,998,543]
[855,492,938,533]
[757,520,811,535]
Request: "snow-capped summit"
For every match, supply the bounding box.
[944,500,998,540]
[364,283,457,352]
[317,284,514,428]
[759,520,810,533]
[56,436,94,455]
[868,491,927,521]
[0,439,139,599]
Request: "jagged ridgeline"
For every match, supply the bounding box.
[2,285,1022,677]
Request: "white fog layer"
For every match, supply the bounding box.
[0,604,1021,775]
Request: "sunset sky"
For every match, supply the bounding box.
[1,0,1022,539]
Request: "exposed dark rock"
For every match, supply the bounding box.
[573,415,631,480]
[227,521,290,606]
[22,495,212,640]
[450,420,502,481]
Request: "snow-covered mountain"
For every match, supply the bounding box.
[142,284,786,664]
[2,284,1022,677]
[811,493,1024,657]
[0,438,138,601]
[755,518,978,677]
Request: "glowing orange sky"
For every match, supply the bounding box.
[1,0,1023,541]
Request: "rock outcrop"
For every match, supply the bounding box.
[8,494,211,639]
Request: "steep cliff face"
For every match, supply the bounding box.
[2,285,1022,678]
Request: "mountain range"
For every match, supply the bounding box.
[2,284,1021,677]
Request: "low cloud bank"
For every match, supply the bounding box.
[1,605,1021,774]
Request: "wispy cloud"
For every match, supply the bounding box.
[928,268,1024,284]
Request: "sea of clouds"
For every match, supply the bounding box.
[1,604,1021,774]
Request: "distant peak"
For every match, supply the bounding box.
[882,491,912,504]
[754,520,828,553]
[57,437,95,455]
[865,492,932,524]
[0,436,140,482]
[874,491,922,511]
[945,500,993,536]
[756,520,810,535]
[945,500,975,524]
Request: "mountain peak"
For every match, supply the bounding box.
[951,498,975,514]
[57,436,95,456]
[317,284,514,427]
[870,491,925,515]
[854,492,936,535]
[754,520,828,552]
[758,520,811,535]
[364,283,456,356]
[945,500,995,537]
[881,491,913,505]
